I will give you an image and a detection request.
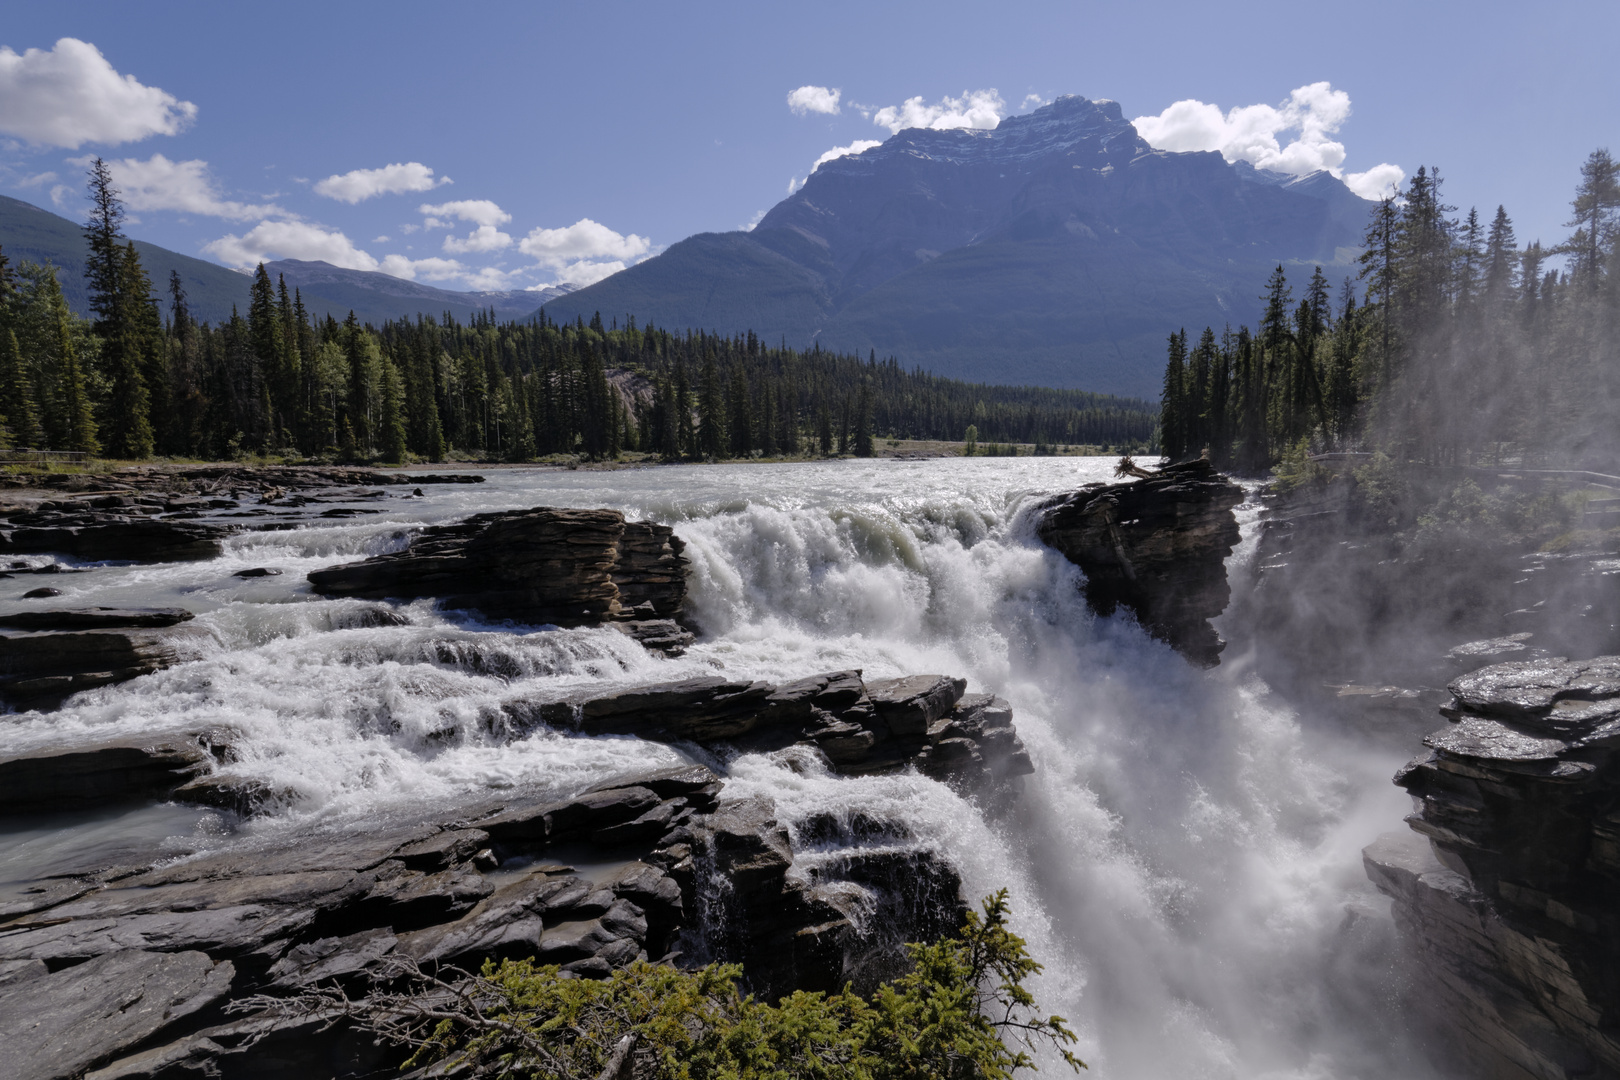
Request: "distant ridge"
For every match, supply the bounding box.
[0,194,569,328]
[543,95,1374,397]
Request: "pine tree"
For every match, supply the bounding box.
[853,380,874,457]
[378,353,408,464]
[83,161,154,458]
[0,328,40,448]
[1158,329,1188,461]
[1560,148,1620,289]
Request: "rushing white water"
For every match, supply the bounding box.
[0,458,1435,1078]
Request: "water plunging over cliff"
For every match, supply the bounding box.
[0,458,1436,1078]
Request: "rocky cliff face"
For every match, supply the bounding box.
[307,506,692,651]
[1036,459,1244,666]
[1365,656,1620,1079]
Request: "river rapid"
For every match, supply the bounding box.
[0,457,1436,1079]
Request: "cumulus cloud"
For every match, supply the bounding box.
[787,85,841,116]
[419,199,513,254]
[1132,82,1404,198]
[1344,163,1405,201]
[204,220,378,271]
[313,162,448,203]
[519,218,649,269]
[12,170,57,187]
[872,89,1005,134]
[1022,93,1048,110]
[741,209,767,232]
[0,38,196,149]
[811,139,882,172]
[377,254,465,282]
[418,199,510,227]
[98,154,287,220]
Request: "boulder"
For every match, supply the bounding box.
[1036,457,1243,666]
[307,506,689,640]
[0,950,234,1080]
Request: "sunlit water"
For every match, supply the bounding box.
[0,458,1432,1079]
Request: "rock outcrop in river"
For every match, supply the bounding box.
[1036,458,1244,666]
[1364,655,1620,1080]
[308,506,692,651]
[0,753,974,1080]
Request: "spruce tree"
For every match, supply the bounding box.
[0,328,40,448]
[853,380,874,457]
[1159,329,1188,461]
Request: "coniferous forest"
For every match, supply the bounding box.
[0,159,1155,464]
[1158,151,1620,473]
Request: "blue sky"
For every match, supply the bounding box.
[2,0,1614,294]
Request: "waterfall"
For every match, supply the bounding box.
[0,457,1436,1077]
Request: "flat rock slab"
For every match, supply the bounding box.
[0,519,232,562]
[0,736,213,812]
[0,625,213,710]
[0,607,194,631]
[0,949,234,1080]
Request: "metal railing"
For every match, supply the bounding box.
[0,448,91,466]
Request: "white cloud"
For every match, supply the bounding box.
[204,220,379,271]
[787,85,841,116]
[1132,82,1404,197]
[1022,93,1048,110]
[418,199,510,227]
[1344,163,1405,201]
[100,154,288,220]
[872,89,1005,134]
[462,266,520,291]
[373,235,390,243]
[399,223,419,235]
[420,200,513,254]
[787,176,804,195]
[313,162,448,203]
[741,209,767,231]
[443,225,512,253]
[0,38,196,149]
[518,218,649,269]
[13,170,57,187]
[378,254,465,281]
[49,183,71,208]
[811,139,881,172]
[555,260,627,287]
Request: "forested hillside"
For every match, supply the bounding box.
[1158,152,1620,472]
[0,160,1153,463]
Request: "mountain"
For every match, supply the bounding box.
[0,194,566,328]
[263,260,570,325]
[543,96,1373,397]
[0,193,264,325]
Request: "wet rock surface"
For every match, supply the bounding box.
[540,669,1032,786]
[308,506,692,650]
[1365,655,1620,1080]
[0,760,973,1079]
[1036,458,1243,666]
[0,624,213,710]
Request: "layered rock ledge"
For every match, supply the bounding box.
[1036,458,1244,666]
[308,506,692,651]
[1365,655,1620,1079]
[0,761,971,1080]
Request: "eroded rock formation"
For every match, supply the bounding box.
[0,761,974,1079]
[1036,458,1244,666]
[1365,655,1620,1079]
[307,507,691,650]
[0,619,212,710]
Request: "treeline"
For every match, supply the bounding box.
[1159,150,1620,472]
[0,159,1154,463]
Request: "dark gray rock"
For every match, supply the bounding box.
[21,586,61,598]
[0,736,214,812]
[0,949,234,1080]
[0,624,213,709]
[0,607,194,631]
[1036,458,1243,666]
[0,518,232,562]
[232,567,282,578]
[1368,655,1620,1080]
[307,506,689,638]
